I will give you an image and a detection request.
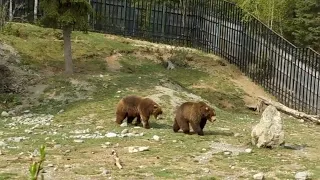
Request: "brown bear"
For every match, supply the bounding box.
[115,95,163,129]
[173,101,216,136]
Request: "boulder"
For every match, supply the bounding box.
[251,105,284,148]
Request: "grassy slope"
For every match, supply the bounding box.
[0,23,320,179]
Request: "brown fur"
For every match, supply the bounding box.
[173,101,216,136]
[115,95,163,129]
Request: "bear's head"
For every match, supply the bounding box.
[152,104,163,119]
[199,102,216,122]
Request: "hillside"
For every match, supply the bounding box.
[0,23,319,179]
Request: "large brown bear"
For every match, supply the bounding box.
[173,101,216,136]
[115,95,163,129]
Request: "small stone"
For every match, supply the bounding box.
[153,135,160,141]
[96,126,104,130]
[230,166,235,169]
[121,129,129,134]
[24,129,33,134]
[203,168,210,173]
[128,146,150,153]
[295,171,310,180]
[172,140,177,143]
[47,164,54,167]
[91,151,95,154]
[1,111,9,117]
[19,152,24,156]
[54,144,62,149]
[277,154,281,156]
[234,133,241,137]
[120,122,128,127]
[45,137,50,141]
[0,141,7,147]
[117,90,121,93]
[64,165,71,168]
[65,150,71,153]
[253,172,264,180]
[298,119,304,123]
[245,148,252,153]
[105,142,111,145]
[74,139,84,143]
[202,148,206,151]
[101,169,109,175]
[106,132,117,138]
[0,150,3,155]
[224,151,231,155]
[58,125,64,128]
[133,126,141,129]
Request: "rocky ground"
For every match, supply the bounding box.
[0,23,319,180]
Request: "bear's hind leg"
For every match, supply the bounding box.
[179,119,190,135]
[127,116,135,124]
[133,116,141,126]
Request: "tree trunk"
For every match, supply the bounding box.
[62,26,73,74]
[33,0,38,22]
[9,0,12,21]
[257,96,320,124]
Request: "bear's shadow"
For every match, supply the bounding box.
[186,130,234,136]
[149,122,172,129]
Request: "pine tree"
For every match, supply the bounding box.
[39,0,93,74]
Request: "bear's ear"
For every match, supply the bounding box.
[205,107,209,110]
[154,104,158,108]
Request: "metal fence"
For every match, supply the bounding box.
[1,0,320,115]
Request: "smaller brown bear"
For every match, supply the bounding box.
[115,95,163,129]
[173,101,216,136]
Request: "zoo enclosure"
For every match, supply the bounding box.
[1,0,320,115]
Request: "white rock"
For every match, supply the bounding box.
[245,148,252,153]
[203,168,210,173]
[24,129,33,134]
[64,165,71,168]
[106,132,117,138]
[295,171,310,180]
[0,141,7,147]
[234,133,241,137]
[251,105,284,148]
[128,146,150,153]
[54,144,62,149]
[224,151,231,155]
[96,126,104,130]
[172,140,177,143]
[153,135,160,141]
[202,148,206,151]
[121,129,129,134]
[120,122,128,127]
[253,172,264,180]
[47,164,54,167]
[74,139,84,143]
[133,126,141,129]
[0,150,2,155]
[65,150,71,153]
[101,169,109,175]
[1,111,9,117]
[105,142,111,145]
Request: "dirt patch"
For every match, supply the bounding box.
[105,52,123,72]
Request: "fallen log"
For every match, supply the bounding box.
[257,96,320,124]
[111,149,123,169]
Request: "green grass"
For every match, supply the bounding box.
[0,22,320,179]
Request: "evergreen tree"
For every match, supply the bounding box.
[292,0,320,51]
[39,0,93,74]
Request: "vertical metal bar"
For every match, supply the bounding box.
[310,52,316,114]
[301,48,307,112]
[315,53,320,114]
